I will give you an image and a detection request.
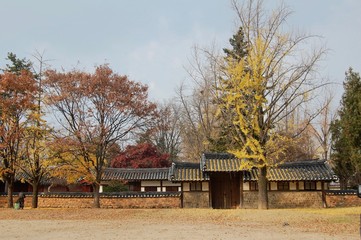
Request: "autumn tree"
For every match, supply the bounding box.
[111,143,170,168]
[220,0,327,209]
[0,53,37,207]
[44,64,157,207]
[16,52,54,208]
[331,68,361,189]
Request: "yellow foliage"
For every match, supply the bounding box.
[221,37,277,168]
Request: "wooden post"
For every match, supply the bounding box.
[180,182,184,208]
[239,171,244,209]
[208,176,212,209]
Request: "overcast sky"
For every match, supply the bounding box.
[1,0,360,105]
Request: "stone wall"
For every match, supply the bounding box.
[325,191,361,208]
[182,192,209,208]
[270,191,323,208]
[0,193,181,209]
[3,191,361,209]
[243,191,324,209]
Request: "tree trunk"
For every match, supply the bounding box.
[93,184,100,208]
[6,178,14,208]
[32,183,39,208]
[258,166,268,209]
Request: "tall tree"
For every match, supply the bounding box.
[0,65,37,207]
[220,0,327,209]
[331,68,361,189]
[176,45,223,161]
[17,51,53,208]
[44,64,157,207]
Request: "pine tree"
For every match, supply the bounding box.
[331,68,361,189]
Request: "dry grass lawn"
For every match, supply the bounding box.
[0,207,360,239]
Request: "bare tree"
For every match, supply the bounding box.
[139,101,182,161]
[176,45,223,161]
[311,93,336,161]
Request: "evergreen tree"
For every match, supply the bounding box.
[331,68,361,189]
[3,52,32,74]
[223,27,248,62]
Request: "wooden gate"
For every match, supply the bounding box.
[210,172,240,209]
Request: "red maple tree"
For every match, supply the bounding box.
[111,143,170,168]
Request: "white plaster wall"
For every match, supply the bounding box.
[270,182,277,191]
[290,182,297,190]
[299,182,304,190]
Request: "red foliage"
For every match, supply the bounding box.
[111,143,170,168]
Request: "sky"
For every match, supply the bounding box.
[1,0,361,105]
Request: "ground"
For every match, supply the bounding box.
[0,207,359,240]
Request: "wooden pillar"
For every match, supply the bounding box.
[181,182,184,208]
[239,171,244,209]
[208,179,212,208]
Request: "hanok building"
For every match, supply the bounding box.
[101,153,337,209]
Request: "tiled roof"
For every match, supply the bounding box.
[38,192,181,198]
[169,162,209,182]
[244,160,335,181]
[201,153,244,172]
[15,172,67,185]
[102,168,169,181]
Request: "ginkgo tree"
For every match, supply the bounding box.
[219,0,327,209]
[15,52,55,209]
[44,64,158,208]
